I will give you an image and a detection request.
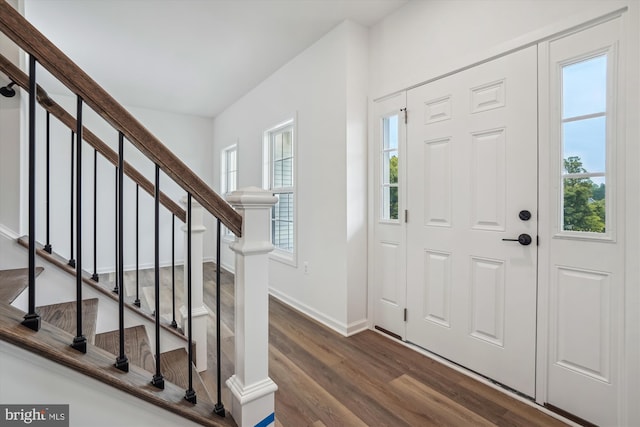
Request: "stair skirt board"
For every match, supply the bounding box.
[0,301,234,426]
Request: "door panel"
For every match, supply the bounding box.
[372,93,407,338]
[406,46,538,397]
[540,18,624,425]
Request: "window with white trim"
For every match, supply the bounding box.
[560,53,609,234]
[221,144,237,238]
[380,114,399,221]
[263,118,296,263]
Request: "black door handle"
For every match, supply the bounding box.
[502,234,532,246]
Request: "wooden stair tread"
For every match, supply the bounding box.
[0,301,235,426]
[17,236,187,343]
[0,267,44,304]
[161,348,214,405]
[37,298,99,344]
[95,325,155,374]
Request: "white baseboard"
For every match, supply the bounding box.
[220,261,235,274]
[268,288,367,337]
[345,319,369,337]
[0,223,19,240]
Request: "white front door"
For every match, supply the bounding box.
[538,17,625,426]
[405,46,538,397]
[372,93,407,339]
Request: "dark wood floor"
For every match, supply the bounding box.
[190,262,568,427]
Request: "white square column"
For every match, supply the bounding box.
[180,196,208,372]
[226,187,278,427]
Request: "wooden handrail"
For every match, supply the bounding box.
[0,1,241,236]
[0,54,186,223]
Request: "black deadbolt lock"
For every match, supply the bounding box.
[519,210,532,221]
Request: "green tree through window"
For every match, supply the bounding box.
[390,155,398,219]
[563,156,605,232]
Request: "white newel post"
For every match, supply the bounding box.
[226,187,278,427]
[180,196,208,372]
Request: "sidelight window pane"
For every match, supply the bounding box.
[562,55,607,119]
[381,114,400,221]
[561,54,608,234]
[562,116,606,174]
[563,177,606,233]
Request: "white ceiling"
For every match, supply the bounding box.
[23,0,407,118]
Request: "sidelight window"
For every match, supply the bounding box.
[560,54,609,234]
[381,114,399,221]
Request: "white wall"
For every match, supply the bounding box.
[213,20,369,335]
[345,23,369,329]
[0,95,21,233]
[369,0,631,98]
[28,94,215,274]
[0,0,22,234]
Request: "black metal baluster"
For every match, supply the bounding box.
[71,96,86,353]
[134,184,140,307]
[91,149,99,282]
[22,54,40,332]
[170,214,177,328]
[43,111,52,254]
[112,167,119,293]
[68,130,75,268]
[184,193,196,403]
[115,132,129,371]
[214,218,225,416]
[151,164,164,389]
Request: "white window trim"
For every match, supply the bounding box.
[263,115,297,267]
[379,112,400,224]
[221,142,238,241]
[555,45,617,242]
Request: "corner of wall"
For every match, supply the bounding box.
[345,20,370,326]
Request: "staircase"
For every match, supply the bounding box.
[0,265,235,427]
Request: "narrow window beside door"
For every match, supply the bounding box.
[561,54,608,234]
[381,114,399,221]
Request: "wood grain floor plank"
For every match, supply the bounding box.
[389,374,496,426]
[269,313,344,368]
[458,378,568,427]
[269,324,411,426]
[347,330,516,423]
[270,345,367,427]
